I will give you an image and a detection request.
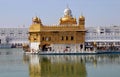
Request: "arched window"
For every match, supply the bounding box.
[42,37,44,41]
[61,36,64,40]
[71,36,74,40]
[34,38,37,42]
[66,36,68,40]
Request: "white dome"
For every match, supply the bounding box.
[64,7,72,17]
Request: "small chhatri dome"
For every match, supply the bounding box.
[79,15,85,21]
[32,16,41,24]
[33,16,38,21]
[79,14,85,25]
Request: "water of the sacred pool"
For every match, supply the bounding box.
[0,48,120,77]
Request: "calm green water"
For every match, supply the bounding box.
[0,48,120,77]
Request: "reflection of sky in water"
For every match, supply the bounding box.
[0,49,120,77]
[0,49,29,77]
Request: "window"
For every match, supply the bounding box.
[10,33,14,36]
[71,36,74,40]
[61,36,64,40]
[34,38,37,42]
[1,33,5,36]
[42,37,44,41]
[66,36,68,40]
[18,33,22,34]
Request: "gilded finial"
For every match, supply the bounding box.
[79,12,85,20]
[67,4,69,8]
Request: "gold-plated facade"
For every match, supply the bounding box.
[29,7,86,47]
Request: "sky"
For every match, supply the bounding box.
[0,0,120,28]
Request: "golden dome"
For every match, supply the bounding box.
[60,16,77,25]
[59,7,77,25]
[61,16,71,21]
[32,16,41,24]
[79,15,85,20]
[33,16,38,21]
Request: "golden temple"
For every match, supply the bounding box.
[28,7,86,52]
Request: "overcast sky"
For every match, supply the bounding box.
[0,0,120,27]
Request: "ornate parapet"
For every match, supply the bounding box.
[40,25,85,31]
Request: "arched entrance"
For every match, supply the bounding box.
[39,44,51,52]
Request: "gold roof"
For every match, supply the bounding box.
[32,16,41,24]
[29,16,42,32]
[60,16,76,25]
[79,15,85,20]
[59,7,77,25]
[29,24,41,32]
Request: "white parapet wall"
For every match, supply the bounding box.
[30,42,40,53]
[50,43,84,52]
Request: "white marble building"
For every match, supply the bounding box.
[0,28,29,45]
[85,26,120,47]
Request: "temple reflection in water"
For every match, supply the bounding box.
[23,55,87,77]
[23,54,120,77]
